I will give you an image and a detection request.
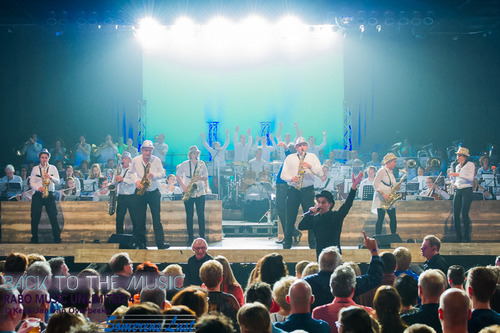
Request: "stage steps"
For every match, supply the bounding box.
[222,220,278,237]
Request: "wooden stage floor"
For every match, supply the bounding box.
[0,237,498,265]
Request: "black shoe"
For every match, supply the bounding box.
[30,238,39,244]
[134,243,147,250]
[275,238,284,244]
[283,244,292,249]
[158,243,170,250]
[293,231,302,245]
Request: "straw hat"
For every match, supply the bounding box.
[382,153,397,165]
[455,147,470,157]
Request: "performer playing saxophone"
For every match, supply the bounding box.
[177,146,208,246]
[372,153,399,235]
[130,140,169,250]
[29,149,61,243]
[280,137,323,249]
[114,152,136,234]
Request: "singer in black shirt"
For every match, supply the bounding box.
[298,172,363,257]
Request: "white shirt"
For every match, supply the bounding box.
[203,140,229,168]
[30,164,60,192]
[96,145,119,163]
[280,152,323,188]
[454,161,475,189]
[233,134,253,162]
[372,166,396,212]
[0,175,23,197]
[116,167,136,195]
[253,141,275,163]
[153,142,169,163]
[308,138,326,158]
[420,187,450,200]
[177,160,209,198]
[129,155,165,192]
[249,158,268,174]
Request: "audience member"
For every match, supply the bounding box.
[195,313,234,333]
[478,325,500,333]
[0,286,23,332]
[214,255,245,307]
[337,306,378,333]
[199,260,240,325]
[122,302,163,326]
[358,251,397,307]
[302,262,319,278]
[104,288,131,316]
[163,264,184,301]
[184,238,213,287]
[26,253,46,267]
[238,302,273,333]
[373,285,407,333]
[245,281,273,311]
[467,267,500,333]
[447,265,465,290]
[438,288,470,333]
[312,263,375,333]
[260,253,289,286]
[295,261,310,279]
[171,286,208,318]
[395,274,419,315]
[402,269,446,333]
[140,287,169,311]
[394,247,419,281]
[404,324,437,333]
[109,252,133,291]
[45,309,87,333]
[421,235,448,274]
[162,305,197,331]
[272,276,296,323]
[274,280,330,333]
[304,232,383,309]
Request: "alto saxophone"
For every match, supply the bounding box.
[295,153,306,190]
[183,161,202,201]
[42,165,50,198]
[136,162,151,196]
[381,169,407,210]
[108,164,122,215]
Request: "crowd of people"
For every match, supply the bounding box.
[0,235,499,333]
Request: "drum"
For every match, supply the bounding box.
[239,170,256,192]
[258,170,271,183]
[244,184,268,202]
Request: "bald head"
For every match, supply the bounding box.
[192,238,208,260]
[439,289,470,326]
[287,280,314,313]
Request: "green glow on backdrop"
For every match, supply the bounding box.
[143,41,344,166]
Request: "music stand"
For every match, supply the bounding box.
[406,182,420,193]
[482,174,495,187]
[82,179,97,194]
[64,195,79,201]
[255,182,276,223]
[362,185,374,200]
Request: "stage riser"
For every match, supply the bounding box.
[1,201,222,245]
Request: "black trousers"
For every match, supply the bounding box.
[31,191,61,242]
[116,194,134,234]
[453,187,472,242]
[376,208,397,235]
[285,186,316,248]
[276,183,289,237]
[134,189,165,247]
[184,195,206,243]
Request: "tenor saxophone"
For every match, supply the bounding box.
[183,162,202,201]
[381,169,407,210]
[42,166,50,198]
[295,153,306,190]
[136,162,151,196]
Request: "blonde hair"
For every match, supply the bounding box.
[199,260,223,288]
[393,247,412,271]
[272,276,296,312]
[301,262,319,278]
[163,264,183,276]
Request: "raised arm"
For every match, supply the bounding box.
[221,129,230,150]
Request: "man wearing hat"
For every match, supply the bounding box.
[449,147,475,242]
[280,137,324,249]
[129,140,169,249]
[114,151,136,235]
[372,152,399,235]
[176,145,209,246]
[298,171,363,257]
[29,149,61,243]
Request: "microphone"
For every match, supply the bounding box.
[302,209,317,217]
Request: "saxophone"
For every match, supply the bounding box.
[136,162,151,196]
[108,164,122,215]
[183,161,202,201]
[381,169,407,210]
[295,153,306,190]
[42,165,50,198]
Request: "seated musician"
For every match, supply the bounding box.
[411,166,427,190]
[92,176,109,201]
[473,169,494,200]
[125,138,139,158]
[1,165,24,200]
[345,150,360,166]
[359,166,376,199]
[249,148,268,176]
[314,165,335,194]
[160,174,182,195]
[20,166,29,189]
[74,136,91,167]
[201,129,230,168]
[253,135,276,163]
[59,177,80,201]
[366,151,381,168]
[476,155,493,180]
[79,160,90,179]
[307,130,327,158]
[88,163,102,180]
[49,140,67,162]
[327,150,343,167]
[420,176,450,200]
[60,166,81,193]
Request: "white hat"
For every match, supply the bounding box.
[455,147,470,157]
[188,145,201,157]
[121,151,131,159]
[295,137,308,146]
[382,153,397,165]
[39,148,51,159]
[141,140,154,150]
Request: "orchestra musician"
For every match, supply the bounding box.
[420,176,450,200]
[307,130,327,158]
[476,155,493,180]
[253,135,276,164]
[22,134,43,163]
[130,140,169,250]
[29,149,61,243]
[201,129,230,168]
[88,163,102,180]
[372,153,398,235]
[249,148,268,175]
[74,136,91,166]
[153,133,169,165]
[92,176,109,201]
[49,140,66,162]
[280,137,323,249]
[114,152,137,234]
[233,126,253,162]
[1,165,23,200]
[94,135,118,164]
[359,165,376,199]
[125,138,139,158]
[160,174,182,195]
[448,147,475,243]
[276,121,300,161]
[176,146,209,246]
[59,177,80,201]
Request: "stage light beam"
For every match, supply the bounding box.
[135,17,164,49]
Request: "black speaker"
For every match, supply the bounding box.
[107,234,134,249]
[373,233,402,248]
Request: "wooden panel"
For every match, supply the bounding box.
[278,200,500,245]
[1,201,222,245]
[0,243,118,257]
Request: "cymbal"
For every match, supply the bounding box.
[234,161,250,167]
[220,169,234,175]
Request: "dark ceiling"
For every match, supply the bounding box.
[1,0,500,38]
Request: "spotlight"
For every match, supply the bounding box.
[399,11,409,25]
[87,12,98,25]
[238,15,272,53]
[359,25,365,33]
[423,11,434,25]
[376,25,382,32]
[411,11,422,26]
[384,12,395,26]
[76,11,87,25]
[136,17,164,49]
[356,11,366,25]
[59,11,68,26]
[47,11,57,26]
[367,12,378,25]
[277,15,307,39]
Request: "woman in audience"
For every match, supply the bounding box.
[213,255,245,307]
[338,306,379,333]
[394,275,418,315]
[373,286,407,333]
[271,276,296,323]
[163,264,184,301]
[259,253,288,287]
[171,286,208,318]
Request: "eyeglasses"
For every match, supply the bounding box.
[193,247,207,251]
[335,321,343,329]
